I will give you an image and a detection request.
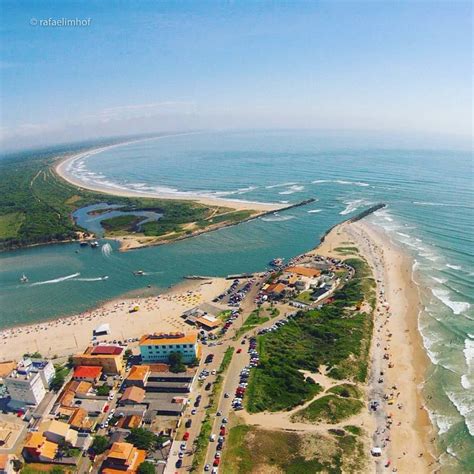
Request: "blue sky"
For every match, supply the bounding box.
[1,1,472,150]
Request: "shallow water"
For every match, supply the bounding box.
[0,131,472,468]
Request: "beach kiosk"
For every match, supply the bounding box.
[93,323,110,337]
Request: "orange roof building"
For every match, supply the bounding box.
[116,415,142,430]
[101,442,146,474]
[72,346,124,375]
[124,365,150,387]
[139,332,198,364]
[120,386,146,405]
[285,266,321,278]
[22,432,58,462]
[265,282,288,296]
[73,366,102,382]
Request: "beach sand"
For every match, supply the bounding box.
[317,220,436,472]
[0,278,230,362]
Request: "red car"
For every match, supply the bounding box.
[213,458,220,467]
[236,348,242,354]
[103,404,109,413]
[183,432,190,441]
[220,427,226,436]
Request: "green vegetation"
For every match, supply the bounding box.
[245,258,374,413]
[23,352,42,359]
[295,290,313,303]
[101,214,145,233]
[91,435,109,454]
[137,462,156,474]
[344,425,362,436]
[221,425,366,474]
[234,309,269,339]
[168,352,186,373]
[50,365,70,392]
[218,347,234,374]
[328,383,363,399]
[291,394,364,424]
[96,384,111,396]
[334,246,359,255]
[0,143,258,250]
[126,428,161,451]
[191,414,213,471]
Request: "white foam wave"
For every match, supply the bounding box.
[446,390,474,436]
[463,338,474,368]
[340,199,372,215]
[431,288,471,315]
[432,276,447,284]
[265,182,297,189]
[312,179,369,187]
[261,214,296,222]
[428,411,456,435]
[101,243,113,257]
[31,273,80,286]
[461,375,472,389]
[278,185,305,195]
[307,209,323,214]
[75,277,108,282]
[446,264,462,271]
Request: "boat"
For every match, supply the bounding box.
[133,270,145,276]
[101,276,109,280]
[79,241,88,247]
[20,274,28,283]
[90,241,99,248]
[269,257,284,267]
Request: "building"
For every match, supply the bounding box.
[72,346,124,375]
[124,366,150,388]
[40,420,78,447]
[139,332,198,364]
[22,432,58,462]
[119,386,146,405]
[73,366,102,383]
[285,266,321,278]
[5,359,54,409]
[101,442,146,474]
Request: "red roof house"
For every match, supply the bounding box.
[73,366,103,382]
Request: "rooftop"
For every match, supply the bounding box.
[90,345,123,356]
[139,331,197,346]
[126,365,150,382]
[73,366,102,379]
[285,266,321,278]
[121,386,146,404]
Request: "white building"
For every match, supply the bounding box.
[5,358,55,409]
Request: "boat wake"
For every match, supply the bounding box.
[101,243,113,257]
[30,273,80,286]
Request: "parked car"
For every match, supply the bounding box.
[185,419,192,428]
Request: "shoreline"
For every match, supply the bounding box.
[54,139,283,212]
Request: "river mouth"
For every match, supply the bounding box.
[72,203,162,237]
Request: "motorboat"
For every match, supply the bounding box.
[90,241,99,248]
[269,257,284,267]
[20,274,28,283]
[133,270,145,276]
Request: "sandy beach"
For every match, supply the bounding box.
[0,277,230,362]
[317,220,436,472]
[54,144,282,212]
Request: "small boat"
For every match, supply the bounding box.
[101,276,109,280]
[133,270,145,276]
[79,241,88,247]
[90,241,99,248]
[269,257,284,267]
[20,274,28,283]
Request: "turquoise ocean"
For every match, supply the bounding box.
[0,131,472,470]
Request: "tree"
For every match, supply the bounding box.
[96,384,111,396]
[50,371,66,392]
[126,428,158,451]
[91,435,109,455]
[168,352,185,373]
[137,461,156,474]
[124,349,133,360]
